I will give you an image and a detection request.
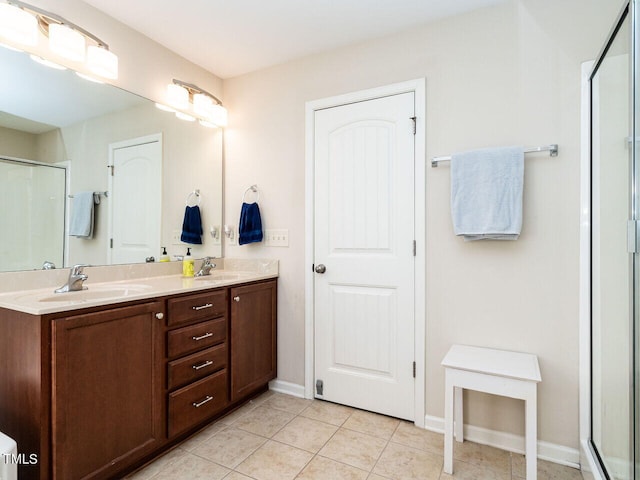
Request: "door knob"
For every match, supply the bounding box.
[315,264,326,274]
[155,312,164,320]
[233,296,240,302]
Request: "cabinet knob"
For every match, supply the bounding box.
[155,312,164,320]
[233,296,240,302]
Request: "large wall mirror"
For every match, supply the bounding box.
[0,46,223,273]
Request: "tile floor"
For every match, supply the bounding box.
[128,391,584,480]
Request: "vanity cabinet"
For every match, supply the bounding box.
[166,290,229,438]
[0,277,277,480]
[230,280,277,402]
[51,301,164,480]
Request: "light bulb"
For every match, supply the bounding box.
[87,45,118,79]
[0,3,37,47]
[166,84,189,110]
[49,23,86,62]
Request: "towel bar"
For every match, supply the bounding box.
[431,144,558,167]
[68,191,108,199]
[242,184,260,203]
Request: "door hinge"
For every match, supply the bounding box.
[412,361,416,378]
[110,238,113,248]
[410,116,417,135]
[628,220,638,253]
[413,240,416,256]
[108,165,114,176]
[312,263,315,272]
[316,379,324,396]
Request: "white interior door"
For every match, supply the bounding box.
[109,136,162,264]
[314,92,416,421]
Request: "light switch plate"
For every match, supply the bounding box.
[265,229,289,247]
[225,225,236,246]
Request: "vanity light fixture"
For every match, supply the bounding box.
[157,79,228,128]
[0,0,118,79]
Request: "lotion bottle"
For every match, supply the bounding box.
[182,247,195,276]
[159,247,170,262]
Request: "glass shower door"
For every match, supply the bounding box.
[590,3,634,479]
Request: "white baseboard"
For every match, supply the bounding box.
[425,415,580,469]
[268,379,306,398]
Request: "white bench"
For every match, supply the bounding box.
[441,345,541,480]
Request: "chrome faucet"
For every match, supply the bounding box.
[55,264,90,293]
[195,257,216,277]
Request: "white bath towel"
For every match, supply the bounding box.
[69,191,96,238]
[450,146,524,241]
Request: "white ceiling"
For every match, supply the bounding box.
[81,0,506,79]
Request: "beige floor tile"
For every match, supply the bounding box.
[272,416,339,453]
[263,392,313,414]
[218,401,259,426]
[236,440,313,480]
[453,441,510,474]
[300,400,354,426]
[511,455,583,480]
[179,422,227,452]
[391,421,443,455]
[191,428,266,468]
[318,428,388,471]
[296,455,369,480]
[234,405,296,437]
[580,470,595,480]
[342,410,400,440]
[373,441,442,480]
[126,447,187,479]
[367,474,391,480]
[223,473,255,480]
[151,453,230,480]
[440,459,509,480]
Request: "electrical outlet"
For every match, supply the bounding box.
[172,229,183,246]
[265,229,289,247]
[210,225,221,245]
[224,225,236,246]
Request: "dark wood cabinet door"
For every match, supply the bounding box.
[52,301,164,480]
[230,280,277,402]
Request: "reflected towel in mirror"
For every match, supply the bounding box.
[69,191,97,239]
[181,205,203,244]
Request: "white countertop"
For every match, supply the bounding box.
[0,260,278,315]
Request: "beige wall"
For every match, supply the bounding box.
[222,0,623,450]
[0,126,37,159]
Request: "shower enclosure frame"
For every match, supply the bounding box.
[580,1,638,478]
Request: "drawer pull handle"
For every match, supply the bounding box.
[192,303,213,311]
[233,296,240,302]
[192,395,214,408]
[192,332,213,341]
[192,360,214,371]
[155,312,164,320]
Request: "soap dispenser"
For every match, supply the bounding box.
[182,248,195,277]
[159,247,170,262]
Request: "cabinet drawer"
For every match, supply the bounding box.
[167,344,227,390]
[167,318,226,359]
[168,369,228,437]
[167,290,227,326]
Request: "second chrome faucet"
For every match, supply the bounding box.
[55,264,89,293]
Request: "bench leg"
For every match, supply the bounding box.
[444,372,454,474]
[454,386,463,442]
[525,392,537,480]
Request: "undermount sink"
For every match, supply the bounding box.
[36,284,152,303]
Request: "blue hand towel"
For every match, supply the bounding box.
[181,205,203,244]
[69,191,96,239]
[239,202,263,245]
[451,146,524,241]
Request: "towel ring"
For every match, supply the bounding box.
[242,184,260,203]
[186,189,201,207]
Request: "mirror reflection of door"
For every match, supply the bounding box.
[589,7,633,480]
[108,134,162,265]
